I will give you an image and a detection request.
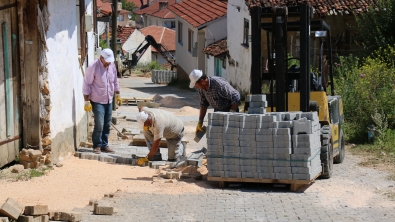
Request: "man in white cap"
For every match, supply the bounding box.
[82,48,122,154]
[135,106,185,166]
[189,69,240,137]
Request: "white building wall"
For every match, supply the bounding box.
[227,0,251,94]
[205,16,227,46]
[153,51,176,65]
[46,0,92,160]
[175,16,198,75]
[206,55,215,76]
[122,30,152,65]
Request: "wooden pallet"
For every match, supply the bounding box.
[207,173,320,191]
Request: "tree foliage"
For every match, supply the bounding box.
[121,0,137,20]
[354,0,395,55]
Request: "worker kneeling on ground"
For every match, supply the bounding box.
[189,69,241,136]
[135,106,186,166]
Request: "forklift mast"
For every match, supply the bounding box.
[250,4,334,112]
[130,35,177,70]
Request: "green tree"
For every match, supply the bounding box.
[121,0,137,20]
[354,0,395,56]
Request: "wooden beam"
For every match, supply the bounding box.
[22,0,40,147]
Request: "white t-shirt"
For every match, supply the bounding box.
[143,107,184,141]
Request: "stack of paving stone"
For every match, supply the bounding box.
[207,94,322,181]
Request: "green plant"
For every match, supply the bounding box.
[16,166,52,181]
[371,108,388,146]
[99,39,108,49]
[147,61,163,70]
[121,0,137,20]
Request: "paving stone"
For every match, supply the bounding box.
[0,198,24,220]
[24,205,48,216]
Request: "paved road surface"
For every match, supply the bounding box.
[74,76,395,222]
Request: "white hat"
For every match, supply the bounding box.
[100,48,115,63]
[136,111,149,129]
[189,69,203,88]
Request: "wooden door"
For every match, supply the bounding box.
[0,0,22,167]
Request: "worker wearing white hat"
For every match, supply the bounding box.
[135,107,185,166]
[189,69,240,137]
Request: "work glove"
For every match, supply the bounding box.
[84,101,92,112]
[137,156,149,166]
[195,120,205,136]
[116,94,122,106]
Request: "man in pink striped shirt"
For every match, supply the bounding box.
[82,48,122,154]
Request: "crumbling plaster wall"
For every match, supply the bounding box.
[45,0,90,163]
[226,0,251,94]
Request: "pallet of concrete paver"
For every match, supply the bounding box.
[132,134,189,147]
[207,173,320,191]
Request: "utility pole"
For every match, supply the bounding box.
[111,0,118,110]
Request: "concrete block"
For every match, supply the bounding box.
[223,146,240,153]
[186,153,204,167]
[207,126,223,134]
[273,153,291,160]
[165,171,181,179]
[301,112,319,121]
[260,122,274,129]
[116,157,133,164]
[224,171,241,178]
[293,118,313,135]
[273,147,291,154]
[88,199,97,206]
[283,112,300,121]
[223,164,240,171]
[239,128,256,135]
[256,147,274,154]
[273,160,290,167]
[0,217,8,222]
[240,121,257,129]
[208,118,224,126]
[222,157,240,165]
[223,127,239,134]
[240,165,257,172]
[206,132,222,139]
[291,166,313,174]
[245,114,260,122]
[249,101,268,108]
[257,166,273,172]
[52,211,82,221]
[208,170,224,177]
[24,205,48,216]
[207,138,223,146]
[256,159,273,166]
[0,198,24,220]
[207,164,224,171]
[273,121,293,129]
[246,94,266,102]
[223,139,239,146]
[274,173,293,180]
[241,171,259,178]
[239,153,256,159]
[273,166,292,174]
[293,167,321,180]
[210,112,227,120]
[227,120,239,128]
[293,147,319,155]
[240,148,257,155]
[248,107,266,114]
[273,140,291,149]
[258,172,273,179]
[239,158,257,166]
[206,148,223,157]
[261,115,276,122]
[194,126,207,142]
[99,156,116,163]
[239,135,256,142]
[273,128,291,135]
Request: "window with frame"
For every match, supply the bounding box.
[188,29,194,52]
[178,21,183,43]
[243,19,249,46]
[117,14,124,21]
[171,21,175,28]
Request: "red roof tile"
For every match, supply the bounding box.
[140,26,176,52]
[103,26,135,44]
[203,38,227,57]
[247,0,377,16]
[135,0,176,16]
[98,0,143,17]
[152,8,175,19]
[168,0,227,28]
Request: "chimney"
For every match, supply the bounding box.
[159,2,168,10]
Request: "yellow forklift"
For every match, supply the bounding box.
[250,4,345,178]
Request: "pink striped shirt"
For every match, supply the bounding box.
[82,58,120,104]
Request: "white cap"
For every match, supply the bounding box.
[136,111,149,129]
[100,48,115,63]
[189,69,203,88]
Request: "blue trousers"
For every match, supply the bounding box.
[91,101,112,149]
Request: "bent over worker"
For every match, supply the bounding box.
[135,106,186,166]
[189,69,241,136]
